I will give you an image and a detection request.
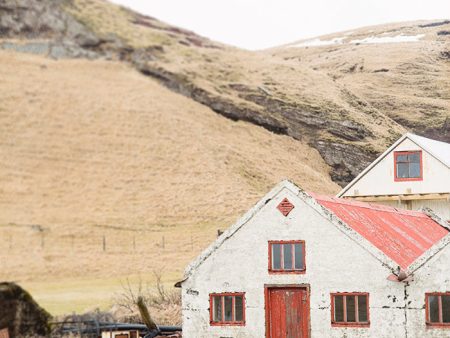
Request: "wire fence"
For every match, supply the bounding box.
[0,227,205,256]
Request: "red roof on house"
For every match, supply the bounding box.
[311,194,449,269]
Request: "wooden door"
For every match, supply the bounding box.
[266,287,309,338]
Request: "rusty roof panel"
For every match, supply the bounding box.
[312,194,449,269]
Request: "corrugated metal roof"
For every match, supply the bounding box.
[312,194,449,269]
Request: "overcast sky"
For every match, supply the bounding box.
[110,0,450,50]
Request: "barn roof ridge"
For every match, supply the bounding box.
[309,193,428,218]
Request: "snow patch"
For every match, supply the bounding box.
[286,33,425,48]
[350,34,425,44]
[288,37,344,48]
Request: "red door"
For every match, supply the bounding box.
[266,287,309,338]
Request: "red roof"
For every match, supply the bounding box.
[311,194,449,269]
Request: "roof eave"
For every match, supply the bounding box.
[408,134,450,168]
[337,133,450,198]
[182,180,405,284]
[405,209,450,275]
[336,134,408,197]
[179,179,300,284]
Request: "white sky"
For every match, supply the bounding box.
[110,0,450,50]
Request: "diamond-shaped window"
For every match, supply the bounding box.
[277,198,294,216]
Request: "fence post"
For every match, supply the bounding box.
[103,235,106,252]
[162,235,165,250]
[133,236,136,252]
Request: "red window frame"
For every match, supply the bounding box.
[330,293,370,327]
[209,292,245,326]
[425,292,450,328]
[268,240,306,274]
[394,151,423,182]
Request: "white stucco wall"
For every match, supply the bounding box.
[406,244,450,338]
[341,138,450,197]
[181,186,433,338]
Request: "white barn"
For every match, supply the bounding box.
[178,180,450,338]
[337,133,450,221]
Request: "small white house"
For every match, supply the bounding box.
[337,133,450,221]
[178,180,450,338]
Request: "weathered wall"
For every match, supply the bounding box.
[182,186,418,338]
[342,138,450,197]
[405,244,450,338]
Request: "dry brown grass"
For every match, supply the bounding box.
[270,20,450,136]
[67,0,174,48]
[112,272,181,325]
[0,50,338,314]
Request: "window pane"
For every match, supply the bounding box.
[358,295,368,322]
[213,296,222,322]
[334,296,344,322]
[224,296,233,321]
[346,296,356,322]
[397,163,409,178]
[408,153,420,163]
[272,244,281,270]
[235,296,243,322]
[443,295,450,323]
[396,154,408,162]
[283,244,293,270]
[409,162,421,178]
[294,243,304,270]
[428,295,440,323]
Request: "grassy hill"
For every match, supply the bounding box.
[0,0,448,316]
[0,50,338,314]
[63,0,449,183]
[270,20,450,141]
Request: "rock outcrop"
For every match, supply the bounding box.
[133,63,380,185]
[0,0,124,58]
[0,282,51,338]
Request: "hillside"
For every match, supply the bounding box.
[0,0,449,315]
[0,50,337,228]
[0,50,338,313]
[3,0,439,186]
[66,1,449,183]
[270,20,450,142]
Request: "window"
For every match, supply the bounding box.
[210,293,245,326]
[268,240,305,273]
[331,293,370,327]
[394,151,422,181]
[426,293,450,327]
